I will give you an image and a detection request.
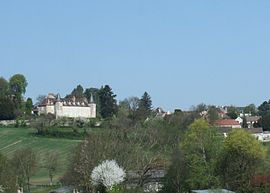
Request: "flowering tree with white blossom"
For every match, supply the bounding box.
[91,160,126,190]
[0,185,4,193]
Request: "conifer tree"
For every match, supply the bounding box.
[137,92,152,120]
[99,85,117,118]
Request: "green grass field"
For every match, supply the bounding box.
[0,127,81,185]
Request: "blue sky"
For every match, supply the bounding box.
[1,1,270,111]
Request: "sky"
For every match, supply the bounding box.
[1,1,270,111]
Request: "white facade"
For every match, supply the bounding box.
[253,132,270,142]
[37,94,96,119]
[54,102,96,119]
[235,117,243,125]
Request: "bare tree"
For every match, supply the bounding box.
[44,151,59,185]
[11,148,38,192]
[67,126,168,192]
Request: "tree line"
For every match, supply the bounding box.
[64,84,153,122]
[62,117,270,193]
[0,74,32,120]
[0,149,58,193]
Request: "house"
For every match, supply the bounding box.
[217,107,228,119]
[37,93,96,119]
[246,116,261,128]
[235,117,243,125]
[192,189,235,193]
[253,131,270,142]
[154,107,171,119]
[215,119,241,129]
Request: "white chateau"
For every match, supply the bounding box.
[37,93,96,119]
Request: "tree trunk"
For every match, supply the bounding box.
[27,177,30,192]
[50,176,53,186]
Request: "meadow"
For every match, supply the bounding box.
[0,127,80,185]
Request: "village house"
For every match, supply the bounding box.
[37,93,96,119]
[214,119,242,129]
[246,116,261,128]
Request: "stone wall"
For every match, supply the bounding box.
[55,105,96,119]
[38,105,55,115]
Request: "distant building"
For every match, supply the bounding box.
[215,119,241,129]
[246,116,261,128]
[235,117,243,125]
[37,93,96,119]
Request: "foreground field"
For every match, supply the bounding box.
[0,127,80,185]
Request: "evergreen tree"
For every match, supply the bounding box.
[98,85,117,118]
[25,98,33,115]
[70,84,84,99]
[258,100,270,130]
[0,97,15,120]
[137,92,152,120]
[84,87,100,114]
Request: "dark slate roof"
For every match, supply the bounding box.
[39,93,91,107]
[246,127,263,134]
[246,116,261,122]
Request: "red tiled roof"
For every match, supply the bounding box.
[252,175,270,186]
[215,119,241,126]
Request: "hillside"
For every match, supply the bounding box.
[0,127,80,185]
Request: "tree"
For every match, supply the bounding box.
[258,100,270,130]
[11,148,38,192]
[0,77,8,98]
[194,103,207,113]
[25,97,33,115]
[117,97,140,126]
[67,126,167,192]
[9,74,28,116]
[84,87,101,116]
[99,85,117,118]
[180,119,221,190]
[242,116,248,128]
[226,106,239,119]
[9,74,27,101]
[0,153,16,193]
[0,97,15,120]
[91,160,126,192]
[207,106,219,124]
[258,101,270,116]
[35,95,46,106]
[261,112,270,131]
[244,104,257,115]
[218,129,265,192]
[161,149,189,193]
[44,151,59,185]
[70,84,84,99]
[137,92,152,121]
[0,77,15,120]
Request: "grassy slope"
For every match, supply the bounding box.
[0,127,80,185]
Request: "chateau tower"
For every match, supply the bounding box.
[55,93,63,119]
